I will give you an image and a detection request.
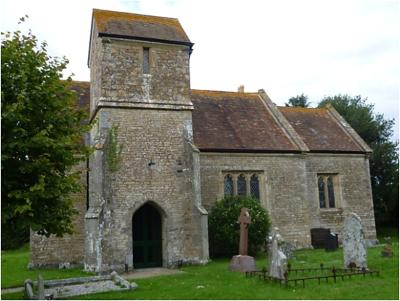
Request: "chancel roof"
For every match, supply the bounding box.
[92,9,192,45]
[278,107,365,153]
[71,82,369,154]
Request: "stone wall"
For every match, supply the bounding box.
[305,153,377,243]
[200,152,377,247]
[29,162,87,268]
[91,108,207,271]
[199,152,312,247]
[89,35,192,110]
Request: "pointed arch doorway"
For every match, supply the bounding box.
[132,203,163,268]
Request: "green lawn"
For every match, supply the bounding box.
[2,232,398,300]
[1,244,94,289]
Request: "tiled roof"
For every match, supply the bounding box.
[92,9,191,45]
[191,90,300,152]
[279,107,364,152]
[68,81,90,110]
[68,81,367,153]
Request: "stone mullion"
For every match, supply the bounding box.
[246,174,251,197]
[233,174,238,196]
[323,176,329,208]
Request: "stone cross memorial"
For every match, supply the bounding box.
[238,207,251,255]
[342,212,367,269]
[229,208,256,272]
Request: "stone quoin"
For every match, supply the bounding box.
[30,9,377,272]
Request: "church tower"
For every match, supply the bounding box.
[85,9,209,272]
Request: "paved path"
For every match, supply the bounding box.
[123,267,185,279]
[1,268,184,295]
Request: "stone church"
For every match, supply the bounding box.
[30,9,377,272]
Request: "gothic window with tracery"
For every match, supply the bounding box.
[250,174,260,200]
[318,176,326,208]
[237,174,247,196]
[318,175,338,209]
[327,176,335,208]
[224,174,234,197]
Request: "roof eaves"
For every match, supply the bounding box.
[97,32,194,48]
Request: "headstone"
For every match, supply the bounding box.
[342,213,367,268]
[310,228,331,248]
[325,232,339,251]
[381,237,393,257]
[38,274,45,300]
[59,262,70,269]
[281,241,296,259]
[125,254,133,272]
[229,208,256,272]
[268,227,288,279]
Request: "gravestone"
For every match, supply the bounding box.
[310,228,331,248]
[342,213,367,268]
[229,208,256,272]
[381,237,393,257]
[38,274,45,300]
[325,232,339,251]
[268,227,288,279]
[125,254,133,272]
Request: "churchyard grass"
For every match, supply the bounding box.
[1,231,398,300]
[1,244,94,289]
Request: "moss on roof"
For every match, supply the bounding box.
[92,9,190,43]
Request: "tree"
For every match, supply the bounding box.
[1,19,91,249]
[318,95,399,226]
[285,93,310,107]
[208,196,270,258]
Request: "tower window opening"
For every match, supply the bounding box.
[143,47,150,74]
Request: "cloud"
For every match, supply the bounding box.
[1,0,398,140]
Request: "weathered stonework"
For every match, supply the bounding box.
[199,152,377,247]
[30,162,87,267]
[305,154,377,244]
[200,152,312,247]
[29,9,377,270]
[84,108,209,272]
[83,16,207,272]
[342,213,368,268]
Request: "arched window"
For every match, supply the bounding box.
[250,174,260,200]
[224,174,234,197]
[237,174,247,196]
[318,177,326,208]
[327,176,335,208]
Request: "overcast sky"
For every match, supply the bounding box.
[1,0,399,140]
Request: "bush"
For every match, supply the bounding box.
[1,218,29,250]
[208,196,270,258]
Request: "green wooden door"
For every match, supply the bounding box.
[132,204,162,268]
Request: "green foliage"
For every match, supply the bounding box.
[318,95,399,226]
[285,93,310,107]
[1,19,91,247]
[208,196,270,258]
[105,125,124,173]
